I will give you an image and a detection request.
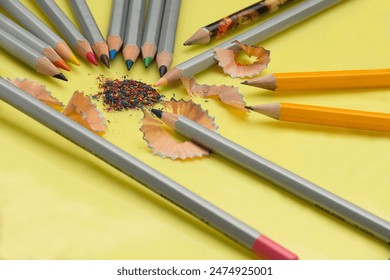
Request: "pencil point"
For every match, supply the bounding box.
[144,57,152,68]
[87,51,98,66]
[244,106,253,110]
[54,60,71,72]
[126,59,134,71]
[241,81,248,85]
[53,73,68,81]
[109,49,118,60]
[159,65,168,77]
[100,54,110,69]
[151,109,162,119]
[183,41,191,46]
[69,52,81,66]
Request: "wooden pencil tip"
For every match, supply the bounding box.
[126,60,134,71]
[151,109,162,119]
[154,77,167,87]
[68,52,80,66]
[109,49,118,60]
[183,41,191,46]
[53,73,68,81]
[86,52,98,66]
[100,55,110,69]
[241,81,248,85]
[244,106,253,111]
[54,60,71,72]
[144,57,152,68]
[159,65,168,77]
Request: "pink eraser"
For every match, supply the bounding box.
[252,234,299,260]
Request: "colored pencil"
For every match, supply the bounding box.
[34,0,98,66]
[247,102,390,133]
[241,69,390,91]
[0,12,70,71]
[69,0,110,68]
[122,0,146,71]
[0,0,79,66]
[0,78,298,260]
[156,0,181,77]
[107,0,129,60]
[155,0,341,87]
[141,0,166,68]
[0,28,67,81]
[151,109,390,244]
[184,0,292,46]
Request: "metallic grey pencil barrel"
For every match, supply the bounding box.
[0,0,63,47]
[142,0,166,46]
[0,78,261,253]
[124,0,146,46]
[178,0,341,77]
[69,0,104,44]
[157,0,181,54]
[34,0,86,47]
[0,27,40,68]
[0,12,50,54]
[174,116,390,243]
[108,0,128,38]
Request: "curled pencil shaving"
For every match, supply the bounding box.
[62,91,106,133]
[214,40,270,78]
[180,76,247,110]
[9,78,63,108]
[141,99,217,160]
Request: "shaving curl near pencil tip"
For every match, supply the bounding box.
[180,76,247,111]
[141,99,217,160]
[214,40,270,78]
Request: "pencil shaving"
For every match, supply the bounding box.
[9,78,63,108]
[214,40,270,78]
[62,91,106,133]
[180,76,247,110]
[141,99,217,160]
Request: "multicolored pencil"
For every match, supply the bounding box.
[184,0,292,45]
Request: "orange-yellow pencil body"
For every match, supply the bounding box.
[248,102,390,132]
[242,69,390,91]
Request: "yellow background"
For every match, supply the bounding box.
[0,0,389,260]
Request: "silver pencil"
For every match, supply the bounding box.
[151,109,390,244]
[155,0,341,86]
[107,0,129,60]
[0,78,298,260]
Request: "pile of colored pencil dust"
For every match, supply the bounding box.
[92,75,163,112]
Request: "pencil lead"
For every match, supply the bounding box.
[109,49,118,60]
[244,106,253,110]
[183,41,191,46]
[86,52,98,66]
[53,73,68,81]
[54,60,71,72]
[159,65,168,77]
[68,52,81,66]
[151,108,162,119]
[126,59,134,71]
[100,54,110,69]
[144,57,152,68]
[241,80,248,85]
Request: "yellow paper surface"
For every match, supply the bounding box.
[0,0,389,260]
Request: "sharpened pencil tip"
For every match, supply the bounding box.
[144,57,152,68]
[244,106,253,110]
[159,65,168,77]
[100,54,110,69]
[151,109,162,119]
[86,52,98,66]
[109,49,118,60]
[54,60,71,72]
[68,52,80,66]
[241,81,248,85]
[53,73,68,81]
[183,41,191,46]
[126,60,134,71]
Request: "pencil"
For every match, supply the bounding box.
[69,0,110,68]
[0,78,298,260]
[122,0,146,71]
[107,0,129,60]
[34,0,98,66]
[156,0,181,77]
[141,0,166,68]
[155,0,341,87]
[184,0,292,46]
[0,28,67,81]
[241,69,390,91]
[0,0,79,66]
[151,109,390,244]
[247,102,390,133]
[0,12,70,71]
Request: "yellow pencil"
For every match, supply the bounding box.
[241,68,390,91]
[246,102,390,132]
